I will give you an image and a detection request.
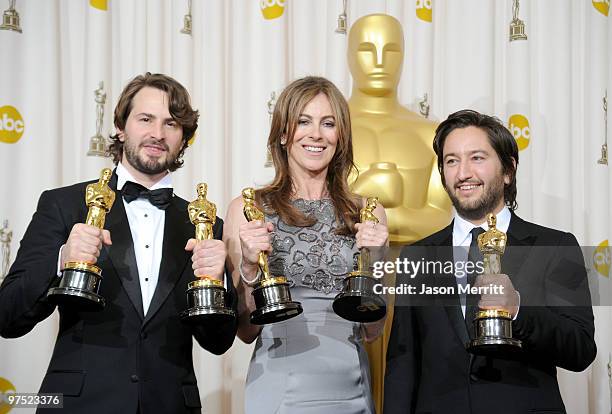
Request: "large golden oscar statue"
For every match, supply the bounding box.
[347,14,452,412]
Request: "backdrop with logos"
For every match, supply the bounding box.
[0,0,610,413]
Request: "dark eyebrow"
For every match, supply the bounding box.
[444,149,489,160]
[468,149,489,156]
[135,113,176,122]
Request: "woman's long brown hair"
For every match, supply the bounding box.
[256,76,360,235]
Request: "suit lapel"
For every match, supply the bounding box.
[444,233,470,346]
[143,196,192,326]
[104,172,145,319]
[435,224,471,348]
[502,213,536,285]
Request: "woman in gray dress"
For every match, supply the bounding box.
[224,76,389,413]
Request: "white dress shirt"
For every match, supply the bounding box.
[116,162,172,315]
[452,206,511,316]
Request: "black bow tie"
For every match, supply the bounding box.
[121,181,173,210]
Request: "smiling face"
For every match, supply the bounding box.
[286,93,339,179]
[117,87,184,178]
[442,126,510,223]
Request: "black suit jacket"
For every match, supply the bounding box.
[384,213,596,414]
[0,173,237,414]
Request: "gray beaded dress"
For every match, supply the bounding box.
[244,199,374,414]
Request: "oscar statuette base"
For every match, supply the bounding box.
[466,310,522,356]
[47,262,105,310]
[333,274,386,323]
[250,276,303,325]
[181,278,235,324]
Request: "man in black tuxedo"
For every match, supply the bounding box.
[0,73,237,413]
[383,109,596,414]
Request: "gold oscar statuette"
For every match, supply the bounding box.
[47,168,115,309]
[467,213,522,355]
[419,93,430,119]
[598,90,608,165]
[335,0,348,34]
[598,143,608,166]
[348,14,452,245]
[264,91,277,168]
[180,0,192,35]
[241,187,302,325]
[0,0,22,33]
[87,82,109,157]
[333,197,387,322]
[0,219,12,283]
[180,183,235,323]
[509,0,527,42]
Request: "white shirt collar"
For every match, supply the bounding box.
[116,162,173,191]
[452,206,512,246]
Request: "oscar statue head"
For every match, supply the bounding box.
[348,14,404,96]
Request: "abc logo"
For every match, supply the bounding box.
[592,0,609,16]
[0,106,25,144]
[508,114,530,151]
[89,0,107,11]
[260,0,285,20]
[593,240,610,278]
[416,0,432,22]
[0,377,16,414]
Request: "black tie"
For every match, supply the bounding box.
[465,227,485,338]
[121,181,173,210]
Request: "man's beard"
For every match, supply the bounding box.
[446,173,506,222]
[123,136,180,175]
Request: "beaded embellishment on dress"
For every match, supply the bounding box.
[266,199,357,294]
